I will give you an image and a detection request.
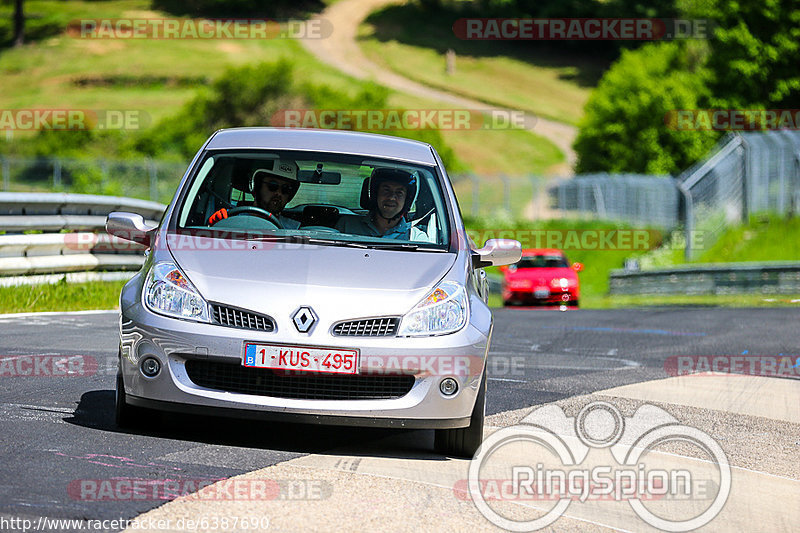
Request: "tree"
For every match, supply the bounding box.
[704,0,800,108]
[13,0,24,46]
[574,42,717,174]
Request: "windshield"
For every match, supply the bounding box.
[518,255,569,268]
[176,150,450,249]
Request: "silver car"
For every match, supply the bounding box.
[107,128,520,457]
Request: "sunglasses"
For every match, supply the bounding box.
[263,180,296,195]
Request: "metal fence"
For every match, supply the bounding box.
[0,155,187,204]
[678,131,800,259]
[549,174,680,229]
[3,129,799,254]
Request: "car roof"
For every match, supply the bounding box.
[522,249,566,256]
[205,128,437,165]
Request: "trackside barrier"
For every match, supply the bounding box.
[609,262,800,295]
[0,192,165,282]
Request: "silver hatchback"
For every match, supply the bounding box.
[107,128,520,457]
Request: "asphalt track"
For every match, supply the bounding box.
[0,308,798,532]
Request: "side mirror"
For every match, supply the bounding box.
[472,238,522,268]
[106,211,156,246]
[572,262,584,272]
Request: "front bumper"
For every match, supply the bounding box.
[119,282,491,430]
[503,287,578,305]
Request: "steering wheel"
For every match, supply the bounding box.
[218,206,284,229]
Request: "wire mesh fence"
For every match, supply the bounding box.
[2,130,799,254]
[678,130,800,259]
[0,155,187,204]
[548,174,680,229]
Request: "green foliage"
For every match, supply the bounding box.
[574,42,718,174]
[136,60,462,170]
[705,0,800,108]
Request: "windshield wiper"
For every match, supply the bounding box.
[365,242,442,251]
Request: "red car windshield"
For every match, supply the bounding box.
[518,255,569,268]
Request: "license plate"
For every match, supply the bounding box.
[243,343,359,374]
[534,289,551,299]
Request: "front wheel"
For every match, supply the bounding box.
[115,372,147,429]
[434,369,486,458]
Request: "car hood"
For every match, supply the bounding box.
[167,235,457,323]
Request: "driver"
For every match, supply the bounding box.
[208,159,301,229]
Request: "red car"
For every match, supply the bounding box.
[501,249,582,307]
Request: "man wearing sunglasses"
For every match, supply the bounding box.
[208,159,301,229]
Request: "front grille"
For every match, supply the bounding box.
[185,360,415,400]
[211,304,274,332]
[332,317,399,337]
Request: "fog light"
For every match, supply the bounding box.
[141,357,161,377]
[440,377,458,396]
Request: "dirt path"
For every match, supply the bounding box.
[301,0,578,169]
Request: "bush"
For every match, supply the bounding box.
[574,42,718,174]
[137,60,463,170]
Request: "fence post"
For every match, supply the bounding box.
[501,175,510,214]
[100,159,108,190]
[1,156,8,191]
[53,158,62,189]
[148,159,158,202]
[471,175,480,218]
[675,179,693,261]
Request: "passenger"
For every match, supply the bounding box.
[337,168,424,240]
[208,159,301,229]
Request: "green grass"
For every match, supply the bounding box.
[359,4,604,126]
[695,215,800,263]
[635,215,800,269]
[0,279,126,313]
[487,292,800,309]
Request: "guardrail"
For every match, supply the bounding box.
[0,192,165,284]
[609,262,800,295]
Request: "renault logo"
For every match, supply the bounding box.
[292,306,317,333]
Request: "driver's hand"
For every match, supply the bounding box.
[208,208,228,225]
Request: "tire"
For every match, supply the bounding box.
[115,371,147,429]
[434,369,487,458]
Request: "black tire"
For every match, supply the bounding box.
[434,369,487,458]
[115,372,147,429]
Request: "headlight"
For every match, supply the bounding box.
[144,262,210,322]
[551,277,571,288]
[398,281,468,337]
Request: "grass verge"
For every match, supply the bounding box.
[359,3,603,126]
[0,279,125,314]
